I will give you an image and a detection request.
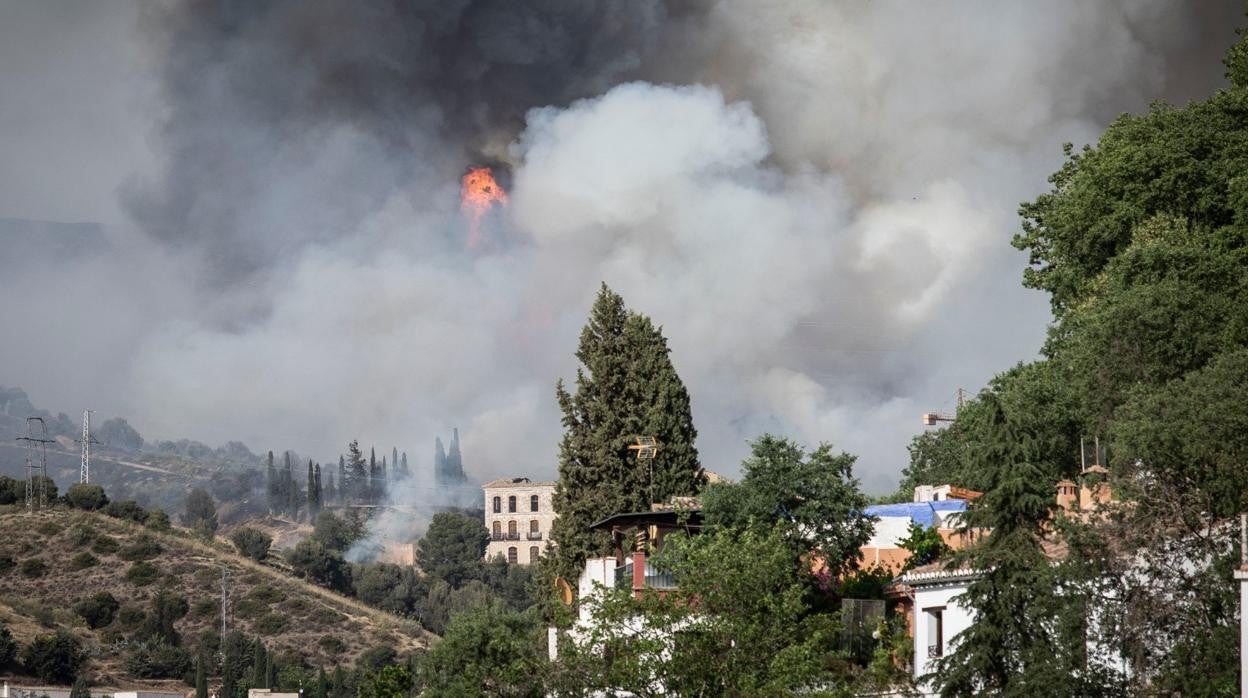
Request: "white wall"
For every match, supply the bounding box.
[865,516,914,548]
[912,581,975,694]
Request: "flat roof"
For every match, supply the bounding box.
[482,478,557,489]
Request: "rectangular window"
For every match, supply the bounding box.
[492,496,500,514]
[925,607,944,658]
[531,494,540,512]
[508,495,517,513]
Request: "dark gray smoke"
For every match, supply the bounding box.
[127,0,672,278]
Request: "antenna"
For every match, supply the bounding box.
[77,409,102,484]
[628,436,659,505]
[16,417,54,513]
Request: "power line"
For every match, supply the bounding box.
[16,417,54,514]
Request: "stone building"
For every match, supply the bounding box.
[483,477,557,565]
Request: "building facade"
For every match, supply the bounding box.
[482,477,557,565]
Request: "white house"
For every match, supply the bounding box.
[895,562,980,694]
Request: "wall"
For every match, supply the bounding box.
[911,580,975,695]
[483,482,556,565]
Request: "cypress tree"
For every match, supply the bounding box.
[549,284,703,579]
[306,460,317,517]
[316,666,329,698]
[392,447,399,478]
[326,471,336,504]
[331,666,346,698]
[346,441,366,503]
[401,451,408,478]
[264,652,276,691]
[196,653,208,698]
[266,451,277,514]
[252,641,267,688]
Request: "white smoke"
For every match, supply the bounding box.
[0,1,1238,499]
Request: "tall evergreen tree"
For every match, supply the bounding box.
[316,666,329,698]
[195,653,208,698]
[266,451,277,514]
[401,452,409,478]
[346,441,366,503]
[369,447,378,503]
[307,460,320,518]
[264,652,276,690]
[325,471,337,505]
[549,284,703,579]
[252,641,267,688]
[392,447,399,478]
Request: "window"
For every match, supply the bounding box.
[531,494,539,512]
[925,607,945,658]
[529,546,540,563]
[492,496,500,513]
[507,547,518,564]
[492,521,501,538]
[508,495,517,513]
[508,520,517,538]
[530,519,539,533]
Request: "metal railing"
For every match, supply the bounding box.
[613,560,677,590]
[526,531,543,540]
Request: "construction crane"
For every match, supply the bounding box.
[922,388,966,426]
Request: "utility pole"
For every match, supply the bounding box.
[16,417,53,513]
[78,409,101,484]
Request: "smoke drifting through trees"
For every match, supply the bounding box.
[0,2,1240,493]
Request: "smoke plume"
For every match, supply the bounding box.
[0,1,1239,499]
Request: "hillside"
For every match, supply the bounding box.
[0,505,432,688]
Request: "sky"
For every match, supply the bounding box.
[0,1,1239,494]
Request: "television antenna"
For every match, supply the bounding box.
[629,436,659,505]
[16,417,54,513]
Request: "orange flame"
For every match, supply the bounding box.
[460,166,508,248]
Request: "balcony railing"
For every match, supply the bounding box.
[506,532,520,540]
[526,531,543,540]
[491,532,503,541]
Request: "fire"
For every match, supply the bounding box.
[460,166,508,248]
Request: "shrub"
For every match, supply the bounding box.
[36,521,62,537]
[22,631,85,683]
[253,613,287,635]
[70,552,98,570]
[104,499,147,522]
[67,524,96,547]
[145,509,171,531]
[247,584,283,604]
[91,535,120,555]
[117,605,146,629]
[232,597,265,619]
[230,528,272,562]
[75,592,120,629]
[125,640,191,679]
[317,636,345,654]
[358,644,397,673]
[126,561,160,586]
[119,535,163,562]
[66,484,109,511]
[21,558,47,578]
[0,555,14,574]
[191,598,219,619]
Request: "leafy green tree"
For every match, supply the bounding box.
[141,590,189,646]
[898,522,951,571]
[69,676,90,698]
[182,488,219,539]
[358,664,413,698]
[420,603,546,697]
[311,511,367,552]
[287,540,351,592]
[549,284,704,580]
[145,508,171,531]
[416,512,488,589]
[65,483,109,510]
[22,631,86,683]
[701,434,874,577]
[231,527,273,562]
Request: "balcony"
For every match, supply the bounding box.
[614,558,676,591]
[526,531,543,540]
[506,532,520,541]
[491,532,503,541]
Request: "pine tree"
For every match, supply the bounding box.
[549,284,703,579]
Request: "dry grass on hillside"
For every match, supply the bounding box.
[0,506,430,687]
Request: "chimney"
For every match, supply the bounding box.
[1055,479,1077,511]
